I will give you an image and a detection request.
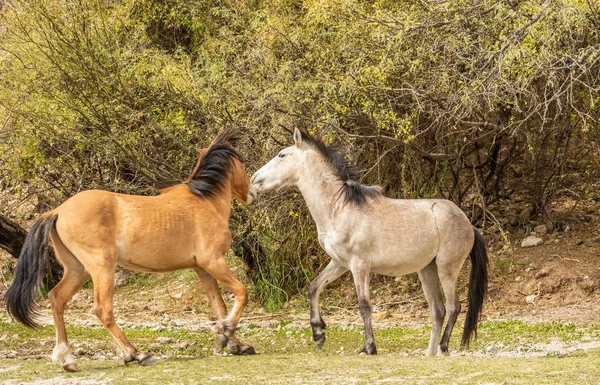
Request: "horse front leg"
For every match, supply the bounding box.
[199,257,253,355]
[308,261,347,349]
[350,261,377,355]
[194,267,255,355]
[90,265,156,366]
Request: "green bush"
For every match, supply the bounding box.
[1,0,599,308]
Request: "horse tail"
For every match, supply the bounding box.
[4,213,58,328]
[461,227,488,347]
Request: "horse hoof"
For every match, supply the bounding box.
[215,333,229,353]
[229,343,256,355]
[358,346,377,355]
[63,363,80,372]
[228,342,240,355]
[139,354,159,366]
[230,344,255,355]
[314,334,326,350]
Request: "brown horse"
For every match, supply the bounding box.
[4,129,257,372]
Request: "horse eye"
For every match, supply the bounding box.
[278,153,285,158]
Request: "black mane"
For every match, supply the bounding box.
[299,130,381,205]
[187,129,242,198]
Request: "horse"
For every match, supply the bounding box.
[251,128,488,356]
[4,129,257,372]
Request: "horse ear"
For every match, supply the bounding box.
[293,128,303,146]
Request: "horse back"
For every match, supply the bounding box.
[331,198,472,275]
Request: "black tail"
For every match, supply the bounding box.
[4,213,58,328]
[461,228,488,347]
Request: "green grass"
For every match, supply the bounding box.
[494,258,531,275]
[1,351,599,384]
[2,319,600,384]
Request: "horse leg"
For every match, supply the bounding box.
[350,261,376,355]
[438,270,461,355]
[417,260,445,356]
[308,261,347,349]
[49,268,90,372]
[48,228,90,372]
[194,267,254,355]
[199,257,249,354]
[89,265,156,366]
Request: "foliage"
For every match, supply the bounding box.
[1,0,599,306]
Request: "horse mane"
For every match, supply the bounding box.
[186,129,242,198]
[299,130,381,205]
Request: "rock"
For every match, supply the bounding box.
[521,236,543,248]
[534,224,548,235]
[73,348,86,356]
[174,341,189,349]
[535,269,549,279]
[114,269,134,287]
[155,337,173,344]
[170,320,185,327]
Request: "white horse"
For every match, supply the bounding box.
[251,129,488,356]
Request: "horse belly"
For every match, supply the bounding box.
[116,238,197,273]
[370,255,434,277]
[368,236,438,276]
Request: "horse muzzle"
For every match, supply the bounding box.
[246,185,258,205]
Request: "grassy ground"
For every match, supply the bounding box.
[2,318,600,384]
[2,352,600,385]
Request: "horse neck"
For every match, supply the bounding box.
[166,184,233,217]
[210,183,234,217]
[295,158,346,232]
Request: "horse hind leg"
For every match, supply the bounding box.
[417,259,445,356]
[49,268,90,372]
[49,229,90,372]
[438,269,461,355]
[350,261,376,355]
[194,267,254,355]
